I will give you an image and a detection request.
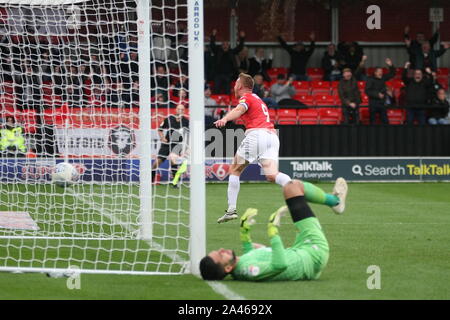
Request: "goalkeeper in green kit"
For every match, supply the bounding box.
[199,178,348,281]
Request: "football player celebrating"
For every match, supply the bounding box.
[214,73,347,223]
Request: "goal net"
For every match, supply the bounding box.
[0,0,205,275]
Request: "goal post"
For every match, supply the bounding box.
[136,0,153,242]
[187,0,205,276]
[0,0,205,275]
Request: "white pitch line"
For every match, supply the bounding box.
[207,281,246,300]
[68,188,246,300]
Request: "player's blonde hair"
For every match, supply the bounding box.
[238,73,254,90]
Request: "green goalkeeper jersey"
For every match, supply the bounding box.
[232,218,329,282]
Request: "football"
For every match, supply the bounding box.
[51,162,80,187]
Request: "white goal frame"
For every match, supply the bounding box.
[0,0,205,276]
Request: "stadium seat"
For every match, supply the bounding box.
[437,68,449,76]
[298,108,319,125]
[210,94,230,105]
[267,68,288,78]
[3,82,14,94]
[294,94,314,106]
[386,79,405,89]
[268,108,277,124]
[314,94,335,106]
[292,81,310,95]
[277,108,297,125]
[0,93,15,111]
[310,81,331,95]
[437,78,449,90]
[387,109,405,125]
[319,108,341,125]
[307,68,324,81]
[357,81,366,90]
[360,94,369,106]
[359,107,370,124]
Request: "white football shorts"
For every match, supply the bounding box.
[236,129,279,164]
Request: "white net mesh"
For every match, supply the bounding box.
[0,0,192,274]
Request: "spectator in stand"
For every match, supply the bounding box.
[322,43,343,81]
[204,44,216,83]
[338,64,364,125]
[209,29,245,94]
[131,80,139,106]
[0,116,26,158]
[248,48,272,82]
[51,65,64,96]
[365,58,395,125]
[270,74,297,106]
[171,88,189,108]
[14,63,42,112]
[151,65,170,101]
[204,85,218,127]
[89,85,107,109]
[384,87,396,108]
[253,74,277,107]
[172,74,189,98]
[428,88,450,125]
[411,41,450,72]
[41,50,52,83]
[404,25,439,69]
[339,42,364,79]
[277,32,315,81]
[402,61,433,125]
[66,65,83,107]
[236,46,250,74]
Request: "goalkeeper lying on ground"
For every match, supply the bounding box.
[200,179,348,281]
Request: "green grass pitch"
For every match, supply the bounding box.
[0,182,449,299]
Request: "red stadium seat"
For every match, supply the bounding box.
[267,68,288,78]
[360,94,369,106]
[357,81,366,90]
[307,68,324,81]
[292,81,310,95]
[277,108,297,125]
[210,94,231,105]
[3,82,14,94]
[310,81,331,95]
[298,108,319,125]
[437,68,449,76]
[359,107,370,125]
[294,94,314,106]
[319,108,341,125]
[268,108,277,124]
[314,94,335,106]
[387,109,405,125]
[437,78,449,90]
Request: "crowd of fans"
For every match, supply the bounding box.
[1,25,450,156]
[203,27,450,126]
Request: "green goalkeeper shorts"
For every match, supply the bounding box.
[291,217,329,279]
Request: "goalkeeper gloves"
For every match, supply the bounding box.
[240,208,258,242]
[267,206,288,238]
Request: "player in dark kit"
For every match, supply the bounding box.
[152,104,189,186]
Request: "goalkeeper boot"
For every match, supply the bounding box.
[217,209,238,224]
[331,177,348,215]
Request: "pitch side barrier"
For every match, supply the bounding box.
[1,157,449,183]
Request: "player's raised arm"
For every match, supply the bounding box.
[214,104,247,128]
[239,208,257,253]
[267,207,288,273]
